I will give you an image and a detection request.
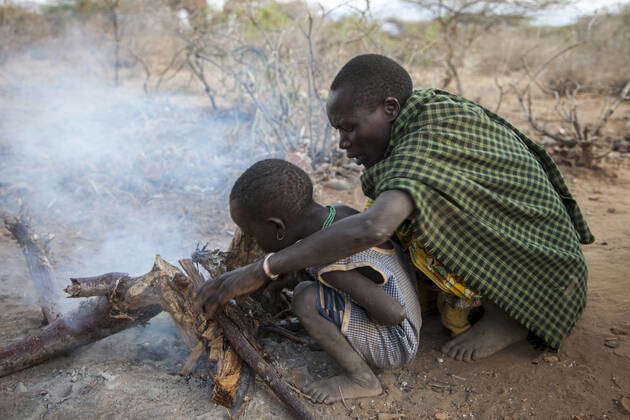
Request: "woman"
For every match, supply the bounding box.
[196,54,594,362]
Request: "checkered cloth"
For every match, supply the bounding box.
[307,246,422,370]
[361,89,594,349]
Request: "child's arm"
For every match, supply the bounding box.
[320,269,405,326]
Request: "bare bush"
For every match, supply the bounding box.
[402,0,565,95]
[542,4,630,96]
[0,2,51,64]
[178,3,381,167]
[2,0,629,172]
[509,40,630,167]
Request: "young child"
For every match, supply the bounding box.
[229,158,422,404]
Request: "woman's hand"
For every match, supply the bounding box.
[194,259,269,316]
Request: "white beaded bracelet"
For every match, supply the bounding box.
[263,253,280,280]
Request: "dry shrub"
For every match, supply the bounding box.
[0,2,52,63]
[542,5,630,96]
[477,5,630,98]
[178,1,413,166]
[543,53,592,96]
[475,27,539,74]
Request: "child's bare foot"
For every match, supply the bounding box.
[441,301,527,362]
[305,372,382,404]
[293,281,382,403]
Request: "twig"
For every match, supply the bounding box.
[260,325,309,345]
[429,383,451,389]
[287,382,315,402]
[339,385,350,410]
[214,309,316,420]
[2,209,62,323]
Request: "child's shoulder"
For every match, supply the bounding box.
[330,203,359,219]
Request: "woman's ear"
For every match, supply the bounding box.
[383,97,401,121]
[267,217,286,241]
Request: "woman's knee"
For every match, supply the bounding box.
[292,281,317,317]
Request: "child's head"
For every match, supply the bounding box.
[229,159,314,252]
[327,54,413,168]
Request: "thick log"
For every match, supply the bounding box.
[0,292,160,377]
[0,255,204,379]
[2,211,62,323]
[215,307,315,420]
[0,264,172,378]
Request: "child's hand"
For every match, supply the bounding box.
[193,259,269,316]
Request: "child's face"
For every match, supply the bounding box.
[229,200,294,253]
[326,87,398,168]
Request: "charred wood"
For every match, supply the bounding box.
[2,210,62,323]
[214,307,315,420]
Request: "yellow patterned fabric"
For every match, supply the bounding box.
[365,199,480,301]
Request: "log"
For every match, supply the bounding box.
[215,306,315,420]
[0,288,161,377]
[0,256,189,378]
[2,211,62,323]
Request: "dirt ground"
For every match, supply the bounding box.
[1,160,630,420]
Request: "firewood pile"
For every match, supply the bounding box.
[0,210,315,419]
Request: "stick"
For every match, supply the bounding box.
[65,272,129,298]
[0,294,160,377]
[230,365,256,419]
[213,308,315,420]
[2,210,62,323]
[260,325,309,345]
[2,217,312,419]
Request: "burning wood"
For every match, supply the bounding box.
[0,210,314,419]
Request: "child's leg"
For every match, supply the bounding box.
[292,281,382,403]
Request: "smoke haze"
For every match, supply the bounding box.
[0,36,267,309]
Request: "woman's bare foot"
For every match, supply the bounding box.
[304,372,382,404]
[441,301,528,362]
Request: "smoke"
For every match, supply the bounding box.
[0,36,269,308]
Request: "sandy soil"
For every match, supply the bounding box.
[1,162,630,420]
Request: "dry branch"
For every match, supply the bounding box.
[215,306,315,420]
[0,271,161,377]
[509,39,630,168]
[2,211,62,323]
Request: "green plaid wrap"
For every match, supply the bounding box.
[361,89,594,349]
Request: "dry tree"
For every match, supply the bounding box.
[176,4,356,167]
[507,37,630,168]
[402,0,567,96]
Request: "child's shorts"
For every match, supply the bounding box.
[315,281,419,370]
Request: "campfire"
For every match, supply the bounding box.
[0,211,315,419]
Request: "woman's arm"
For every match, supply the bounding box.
[195,189,415,315]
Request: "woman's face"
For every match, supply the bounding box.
[326,87,400,168]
